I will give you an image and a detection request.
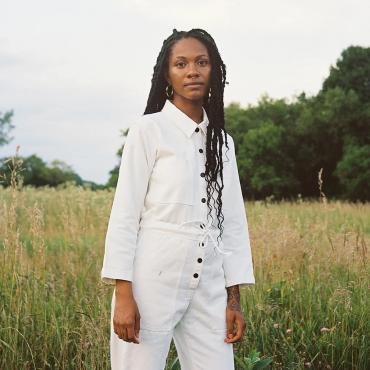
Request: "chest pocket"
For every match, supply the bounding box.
[148,147,195,205]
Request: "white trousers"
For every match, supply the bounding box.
[109,225,235,370]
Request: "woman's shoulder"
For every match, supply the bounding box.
[127,111,164,138]
[130,110,165,130]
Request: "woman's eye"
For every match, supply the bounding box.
[175,60,208,68]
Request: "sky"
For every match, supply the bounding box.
[1,0,369,185]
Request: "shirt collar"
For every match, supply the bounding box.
[161,98,209,138]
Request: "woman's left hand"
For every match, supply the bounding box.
[224,285,246,343]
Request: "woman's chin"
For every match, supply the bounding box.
[184,92,206,101]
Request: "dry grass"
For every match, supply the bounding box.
[0,153,369,369]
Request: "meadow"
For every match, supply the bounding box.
[0,167,369,369]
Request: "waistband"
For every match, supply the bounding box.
[139,218,232,256]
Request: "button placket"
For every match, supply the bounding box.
[188,126,208,289]
[180,218,232,289]
[189,245,205,288]
[198,135,207,208]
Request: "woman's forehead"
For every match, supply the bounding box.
[169,37,209,59]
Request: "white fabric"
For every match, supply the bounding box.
[101,98,255,369]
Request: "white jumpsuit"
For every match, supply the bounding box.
[101,98,255,370]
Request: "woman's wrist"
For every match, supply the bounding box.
[226,285,241,311]
[115,279,134,299]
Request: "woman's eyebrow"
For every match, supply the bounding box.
[174,54,208,59]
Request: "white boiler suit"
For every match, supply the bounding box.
[101,99,255,370]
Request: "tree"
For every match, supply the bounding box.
[0,154,83,188]
[240,121,299,200]
[322,45,370,103]
[334,143,370,201]
[106,127,129,188]
[0,110,15,147]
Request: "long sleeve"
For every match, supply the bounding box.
[221,136,255,288]
[101,118,156,285]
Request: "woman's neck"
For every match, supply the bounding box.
[171,97,204,124]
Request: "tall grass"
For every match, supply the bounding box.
[0,153,369,369]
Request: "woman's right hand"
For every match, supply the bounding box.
[113,280,141,344]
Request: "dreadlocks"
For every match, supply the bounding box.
[143,28,230,245]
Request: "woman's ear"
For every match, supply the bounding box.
[165,75,170,86]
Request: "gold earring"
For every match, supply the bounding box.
[166,85,173,99]
[208,87,212,102]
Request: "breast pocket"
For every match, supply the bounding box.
[148,149,195,205]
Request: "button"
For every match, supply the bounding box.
[193,273,199,278]
[195,127,200,132]
[201,198,206,203]
[199,148,203,153]
[200,172,205,177]
[197,258,203,263]
[200,224,204,229]
[199,242,205,246]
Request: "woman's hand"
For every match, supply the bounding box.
[224,285,246,343]
[113,280,141,344]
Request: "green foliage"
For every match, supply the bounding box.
[322,45,370,103]
[223,45,370,201]
[105,127,128,188]
[235,349,273,370]
[169,350,273,370]
[105,164,120,188]
[334,143,370,201]
[169,357,181,370]
[240,121,299,199]
[0,154,83,188]
[0,110,15,147]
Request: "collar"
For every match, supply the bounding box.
[161,99,209,138]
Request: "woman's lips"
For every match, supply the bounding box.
[184,83,203,88]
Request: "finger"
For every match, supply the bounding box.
[225,322,235,342]
[134,314,141,342]
[114,323,123,340]
[126,326,137,343]
[122,327,128,342]
[128,324,140,344]
[225,320,243,343]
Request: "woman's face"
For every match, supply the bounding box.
[166,37,212,103]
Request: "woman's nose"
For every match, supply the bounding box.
[187,63,200,76]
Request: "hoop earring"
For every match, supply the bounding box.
[166,85,174,99]
[208,87,212,102]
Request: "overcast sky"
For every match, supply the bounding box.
[1,0,369,185]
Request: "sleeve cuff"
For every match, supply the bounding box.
[100,268,133,285]
[225,274,256,288]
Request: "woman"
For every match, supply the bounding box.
[101,28,255,370]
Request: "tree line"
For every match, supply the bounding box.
[225,45,369,201]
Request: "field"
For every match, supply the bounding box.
[0,178,369,369]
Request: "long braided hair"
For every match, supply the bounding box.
[143,28,230,245]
